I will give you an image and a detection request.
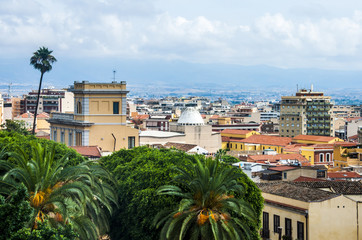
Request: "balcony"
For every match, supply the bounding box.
[48,113,94,127]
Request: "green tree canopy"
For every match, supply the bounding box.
[154,157,257,240]
[0,143,117,240]
[101,147,263,240]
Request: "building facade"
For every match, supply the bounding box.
[48,81,139,152]
[280,89,333,137]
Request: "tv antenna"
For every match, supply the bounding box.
[113,70,116,82]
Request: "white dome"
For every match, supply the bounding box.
[177,107,204,126]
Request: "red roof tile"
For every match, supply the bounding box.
[70,146,102,158]
[292,135,340,143]
[18,112,34,118]
[237,135,292,147]
[328,172,361,179]
[37,112,50,118]
[345,117,362,122]
[221,129,253,135]
[248,153,307,163]
[268,166,298,171]
[293,176,327,182]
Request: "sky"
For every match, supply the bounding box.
[1,0,362,91]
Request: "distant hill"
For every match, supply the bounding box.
[0,58,361,92]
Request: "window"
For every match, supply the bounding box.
[273,215,280,233]
[283,172,287,179]
[76,132,82,146]
[77,101,82,114]
[285,218,292,237]
[292,118,294,120]
[69,131,73,146]
[262,212,270,238]
[61,132,65,143]
[326,153,330,162]
[53,130,57,141]
[297,221,304,240]
[113,102,120,114]
[128,136,135,149]
[319,153,324,162]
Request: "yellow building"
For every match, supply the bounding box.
[48,81,139,151]
[333,143,362,170]
[292,134,343,145]
[258,181,362,240]
[225,135,292,153]
[221,129,259,149]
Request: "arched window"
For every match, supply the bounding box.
[319,153,324,162]
[326,153,331,162]
[77,101,82,114]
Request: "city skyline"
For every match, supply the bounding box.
[1,1,362,94]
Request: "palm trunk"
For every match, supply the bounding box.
[32,72,44,135]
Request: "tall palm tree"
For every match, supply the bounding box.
[0,144,117,239]
[30,47,57,135]
[154,158,257,240]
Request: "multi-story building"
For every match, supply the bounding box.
[48,81,139,152]
[331,105,360,118]
[24,89,74,114]
[258,181,362,240]
[280,88,333,137]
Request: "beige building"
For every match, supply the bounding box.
[258,181,362,240]
[280,88,333,138]
[48,81,139,152]
[140,107,221,153]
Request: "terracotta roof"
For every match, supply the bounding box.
[221,136,230,142]
[163,142,197,152]
[18,112,34,118]
[283,144,307,153]
[248,153,307,163]
[345,117,362,122]
[292,135,339,143]
[328,172,361,179]
[133,114,149,120]
[37,112,50,118]
[292,181,362,195]
[237,135,292,146]
[70,146,102,158]
[257,182,339,202]
[293,176,327,182]
[268,166,298,171]
[209,115,220,120]
[221,129,253,135]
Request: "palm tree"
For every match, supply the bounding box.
[0,143,117,239]
[30,47,57,135]
[154,158,257,240]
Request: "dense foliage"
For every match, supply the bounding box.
[155,158,257,240]
[0,141,117,239]
[102,147,263,240]
[0,185,77,240]
[0,120,30,135]
[0,131,85,165]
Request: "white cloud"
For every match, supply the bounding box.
[1,1,362,69]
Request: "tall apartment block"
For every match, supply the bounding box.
[48,81,139,151]
[23,89,73,114]
[280,88,333,137]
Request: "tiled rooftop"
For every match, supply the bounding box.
[70,146,102,158]
[237,135,292,146]
[292,134,339,142]
[257,182,340,202]
[164,142,197,152]
[292,181,362,195]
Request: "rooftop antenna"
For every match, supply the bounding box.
[311,84,314,92]
[296,84,298,92]
[8,82,12,97]
[113,70,116,82]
